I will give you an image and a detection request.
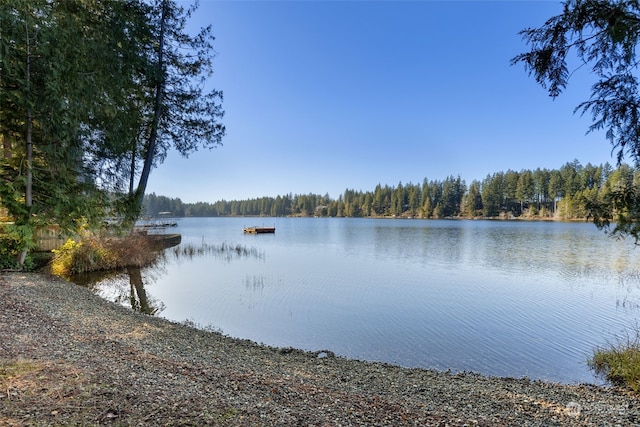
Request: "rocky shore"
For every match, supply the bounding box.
[1,272,638,426]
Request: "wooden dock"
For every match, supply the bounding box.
[146,233,182,249]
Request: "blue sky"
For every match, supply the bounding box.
[147,0,617,203]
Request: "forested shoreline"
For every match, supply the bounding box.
[144,159,633,220]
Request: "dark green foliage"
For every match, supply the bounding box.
[0,235,23,270]
[0,0,144,248]
[0,0,225,265]
[0,225,34,271]
[481,172,504,217]
[465,180,483,216]
[586,163,640,240]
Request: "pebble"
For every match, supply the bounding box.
[2,272,640,426]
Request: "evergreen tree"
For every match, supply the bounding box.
[503,170,520,213]
[407,183,420,216]
[465,180,483,216]
[125,0,225,223]
[482,173,504,217]
[533,168,551,211]
[548,170,564,214]
[513,0,640,238]
[0,0,144,264]
[516,170,535,214]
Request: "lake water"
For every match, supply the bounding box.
[84,217,640,384]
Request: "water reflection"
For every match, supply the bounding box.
[72,240,264,316]
[127,266,164,315]
[615,274,640,313]
[72,263,167,316]
[73,218,640,384]
[364,220,640,285]
[244,275,266,291]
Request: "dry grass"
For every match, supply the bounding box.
[50,233,161,276]
[0,359,97,425]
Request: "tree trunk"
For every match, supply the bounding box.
[130,0,167,223]
[18,19,34,268]
[129,145,136,195]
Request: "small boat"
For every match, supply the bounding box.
[243,226,276,234]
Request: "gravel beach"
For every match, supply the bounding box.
[1,271,639,426]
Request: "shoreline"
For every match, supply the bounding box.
[1,272,638,426]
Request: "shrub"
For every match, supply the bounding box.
[51,233,161,276]
[0,225,35,271]
[0,236,23,270]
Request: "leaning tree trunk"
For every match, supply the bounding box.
[129,0,167,226]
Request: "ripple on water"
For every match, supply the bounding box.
[82,218,640,384]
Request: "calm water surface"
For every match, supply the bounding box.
[86,218,640,384]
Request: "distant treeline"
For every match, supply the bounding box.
[143,160,635,219]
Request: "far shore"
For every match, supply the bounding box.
[156,213,592,222]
